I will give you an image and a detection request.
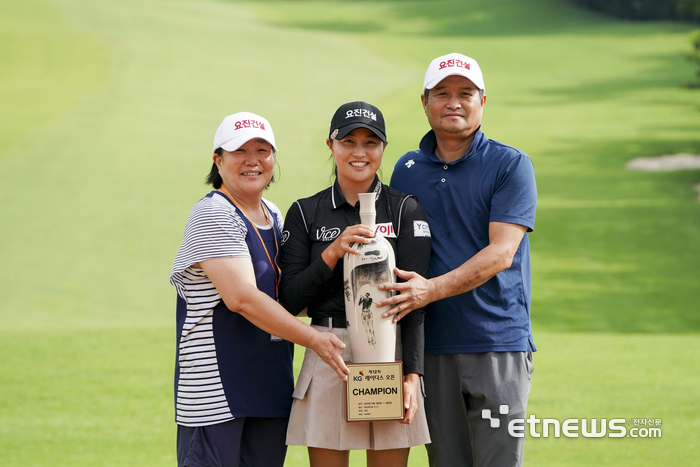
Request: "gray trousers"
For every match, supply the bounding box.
[424,352,534,467]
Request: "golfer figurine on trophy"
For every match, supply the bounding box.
[343,192,404,421]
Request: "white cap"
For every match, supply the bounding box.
[213,112,277,153]
[423,53,485,92]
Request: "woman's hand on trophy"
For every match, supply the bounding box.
[400,373,420,424]
[321,224,373,270]
[309,331,350,381]
[377,268,436,322]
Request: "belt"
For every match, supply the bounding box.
[311,316,347,329]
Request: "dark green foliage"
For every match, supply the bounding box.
[685,29,700,86]
[678,0,700,19]
[570,0,700,21]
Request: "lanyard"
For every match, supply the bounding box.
[218,185,281,297]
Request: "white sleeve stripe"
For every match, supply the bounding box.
[294,201,309,235]
[397,196,410,238]
[177,389,225,398]
[176,396,226,405]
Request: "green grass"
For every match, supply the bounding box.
[1,0,699,465]
[526,333,700,466]
[1,330,697,466]
[0,329,174,465]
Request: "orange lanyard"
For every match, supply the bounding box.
[218,186,281,297]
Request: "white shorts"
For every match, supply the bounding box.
[285,325,431,451]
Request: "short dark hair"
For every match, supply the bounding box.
[206,148,224,188]
[206,147,277,189]
[423,87,484,100]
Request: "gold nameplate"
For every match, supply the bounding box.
[346,362,404,421]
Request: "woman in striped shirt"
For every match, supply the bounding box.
[170,112,349,467]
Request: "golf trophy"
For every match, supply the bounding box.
[343,192,403,421]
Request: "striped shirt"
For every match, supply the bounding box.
[170,191,285,426]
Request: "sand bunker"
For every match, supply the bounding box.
[626,154,700,171]
[626,154,700,202]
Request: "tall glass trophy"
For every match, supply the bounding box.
[343,192,403,421]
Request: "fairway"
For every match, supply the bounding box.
[1,0,699,465]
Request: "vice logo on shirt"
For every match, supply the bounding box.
[316,226,341,241]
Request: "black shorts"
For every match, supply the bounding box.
[177,417,289,467]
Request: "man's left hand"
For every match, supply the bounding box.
[377,268,434,322]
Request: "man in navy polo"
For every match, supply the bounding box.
[378,53,537,467]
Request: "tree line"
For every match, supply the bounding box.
[570,0,700,22]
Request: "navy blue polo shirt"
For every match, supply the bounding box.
[391,128,537,354]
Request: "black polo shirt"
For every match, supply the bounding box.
[279,176,431,375]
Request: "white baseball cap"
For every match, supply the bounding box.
[423,53,485,92]
[213,112,277,153]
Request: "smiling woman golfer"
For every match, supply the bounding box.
[280,102,432,467]
[170,112,348,467]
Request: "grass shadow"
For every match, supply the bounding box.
[247,0,696,38]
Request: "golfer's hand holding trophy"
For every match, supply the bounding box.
[343,192,404,421]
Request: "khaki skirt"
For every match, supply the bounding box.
[286,325,431,451]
